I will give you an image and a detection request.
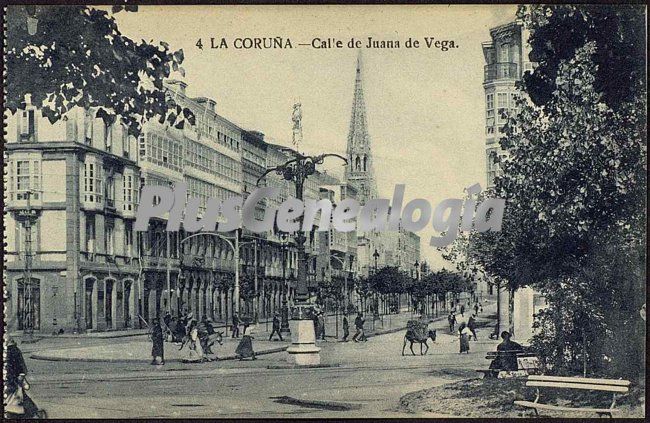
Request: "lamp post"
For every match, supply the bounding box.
[280,232,291,334]
[257,150,346,365]
[414,260,421,315]
[15,189,39,342]
[372,249,380,324]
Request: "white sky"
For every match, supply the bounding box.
[115,5,518,269]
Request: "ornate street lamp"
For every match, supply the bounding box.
[279,232,291,334]
[257,150,346,365]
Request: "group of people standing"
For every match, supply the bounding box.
[447,301,482,354]
[150,311,259,365]
[341,312,367,342]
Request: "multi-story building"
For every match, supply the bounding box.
[5,98,141,334]
[482,20,543,342]
[482,20,534,188]
[137,80,246,325]
[384,227,421,277]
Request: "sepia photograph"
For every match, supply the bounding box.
[2,3,647,419]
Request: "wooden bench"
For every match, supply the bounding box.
[514,375,631,417]
[476,350,540,378]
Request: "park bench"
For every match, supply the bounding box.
[476,350,540,378]
[514,375,631,417]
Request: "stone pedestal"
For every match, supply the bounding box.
[286,319,321,366]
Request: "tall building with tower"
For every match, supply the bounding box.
[345,53,378,205]
[344,53,382,278]
[343,53,419,278]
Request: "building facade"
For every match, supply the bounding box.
[5,54,419,333]
[5,99,141,334]
[482,21,544,342]
[482,21,534,188]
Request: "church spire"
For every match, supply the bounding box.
[345,50,376,204]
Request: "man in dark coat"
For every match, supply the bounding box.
[5,339,41,418]
[151,318,165,365]
[342,315,350,342]
[489,331,524,371]
[352,312,366,342]
[317,312,326,341]
[467,313,478,341]
[232,312,240,338]
[5,339,28,395]
[269,313,283,341]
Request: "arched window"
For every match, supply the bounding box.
[363,156,367,171]
[355,156,361,170]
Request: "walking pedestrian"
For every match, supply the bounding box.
[236,324,257,360]
[460,304,465,316]
[342,315,350,342]
[448,311,456,333]
[150,318,165,365]
[352,312,366,342]
[474,303,479,315]
[459,323,471,354]
[317,311,326,341]
[5,338,43,418]
[232,312,240,338]
[468,313,478,341]
[269,313,283,341]
[182,319,206,362]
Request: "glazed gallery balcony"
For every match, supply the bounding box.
[484,62,519,82]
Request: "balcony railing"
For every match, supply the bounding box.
[484,62,519,82]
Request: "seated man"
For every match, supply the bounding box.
[489,331,524,371]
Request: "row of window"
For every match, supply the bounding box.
[143,132,243,185]
[84,216,135,256]
[185,140,242,184]
[486,92,520,136]
[6,159,41,201]
[145,132,184,172]
[186,176,238,211]
[197,117,240,152]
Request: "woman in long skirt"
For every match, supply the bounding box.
[235,324,257,360]
[459,323,470,354]
[151,318,165,365]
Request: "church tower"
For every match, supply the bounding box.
[345,52,377,205]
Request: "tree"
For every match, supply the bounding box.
[448,40,645,377]
[6,5,194,136]
[518,4,646,110]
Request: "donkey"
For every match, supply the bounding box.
[402,329,437,356]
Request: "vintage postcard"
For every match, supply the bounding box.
[3,3,646,419]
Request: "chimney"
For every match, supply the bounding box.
[194,97,217,113]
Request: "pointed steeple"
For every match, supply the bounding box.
[345,51,376,204]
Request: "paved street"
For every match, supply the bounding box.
[17,304,498,418]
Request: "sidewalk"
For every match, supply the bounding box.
[30,335,289,363]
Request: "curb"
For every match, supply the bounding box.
[30,345,289,364]
[266,363,340,370]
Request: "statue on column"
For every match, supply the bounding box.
[292,102,302,148]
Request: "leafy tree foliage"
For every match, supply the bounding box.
[6,5,194,136]
[444,9,645,377]
[518,4,646,110]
